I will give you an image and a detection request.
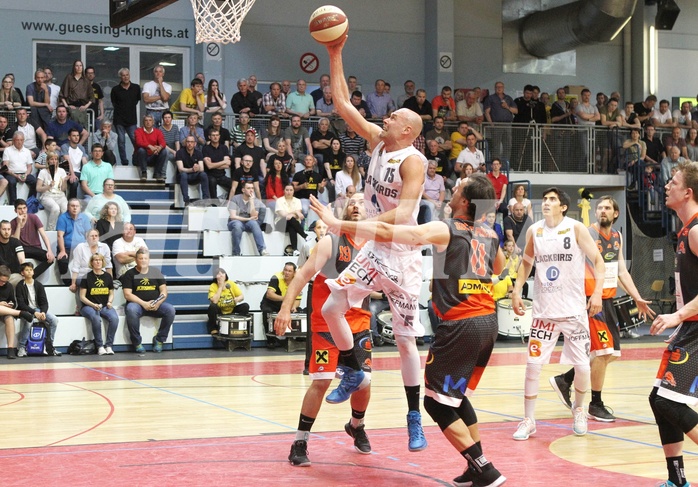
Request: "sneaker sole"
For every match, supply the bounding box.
[548,376,572,410]
[479,475,507,487]
[344,423,371,455]
[512,427,536,441]
[289,460,311,467]
[408,442,427,452]
[587,413,615,423]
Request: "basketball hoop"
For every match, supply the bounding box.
[190,0,256,44]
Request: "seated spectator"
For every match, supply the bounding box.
[231,78,260,116]
[170,78,205,119]
[60,128,88,200]
[449,121,483,162]
[46,106,88,148]
[79,253,118,355]
[178,113,206,152]
[265,158,290,214]
[286,79,316,119]
[661,146,686,184]
[247,74,263,110]
[315,86,337,118]
[260,262,301,348]
[292,154,327,222]
[34,137,58,172]
[204,112,231,148]
[620,101,641,128]
[452,162,474,192]
[270,140,294,178]
[350,90,372,118]
[425,116,453,157]
[263,82,287,118]
[339,124,369,174]
[176,136,210,206]
[56,199,92,281]
[262,116,285,162]
[95,202,125,250]
[122,249,176,353]
[504,202,532,250]
[2,132,37,205]
[230,155,261,200]
[507,183,533,219]
[419,160,445,223]
[0,116,12,159]
[323,138,345,189]
[159,110,180,164]
[454,131,485,181]
[366,79,395,118]
[457,90,484,124]
[652,99,675,129]
[483,211,505,248]
[69,229,113,297]
[112,222,148,278]
[228,181,268,257]
[85,179,131,223]
[664,126,688,160]
[403,89,433,123]
[207,268,250,334]
[0,266,25,359]
[204,79,227,127]
[80,144,114,201]
[91,120,118,165]
[0,219,25,287]
[0,75,22,110]
[432,86,457,121]
[10,199,54,278]
[334,154,363,211]
[26,69,53,143]
[15,262,61,358]
[233,128,266,182]
[36,151,67,230]
[134,115,167,182]
[203,129,232,201]
[231,112,256,148]
[642,124,664,164]
[275,184,307,254]
[15,108,40,159]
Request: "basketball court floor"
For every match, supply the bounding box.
[1,330,694,486]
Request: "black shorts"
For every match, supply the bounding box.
[424,313,498,407]
[655,321,698,406]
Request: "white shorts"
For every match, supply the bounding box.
[326,241,425,337]
[526,315,590,366]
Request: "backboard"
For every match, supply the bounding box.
[110,0,180,28]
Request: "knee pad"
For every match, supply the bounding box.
[457,397,478,427]
[424,395,460,431]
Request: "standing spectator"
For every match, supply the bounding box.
[10,199,54,279]
[85,178,131,223]
[95,202,124,250]
[46,106,88,148]
[60,128,88,200]
[431,85,457,121]
[15,108,40,158]
[0,220,25,286]
[79,253,118,355]
[418,160,445,223]
[110,68,141,166]
[231,78,259,116]
[122,249,175,353]
[487,158,509,217]
[397,79,416,108]
[207,268,250,335]
[652,99,675,129]
[283,115,312,163]
[484,81,517,161]
[2,132,37,205]
[275,184,307,254]
[15,262,61,357]
[36,152,68,230]
[141,66,172,126]
[80,144,114,201]
[56,199,92,281]
[178,113,206,151]
[622,127,647,188]
[84,66,104,130]
[204,79,227,127]
[202,129,232,200]
[260,262,301,348]
[286,80,316,119]
[43,67,61,114]
[366,79,395,118]
[265,158,289,214]
[228,182,268,257]
[262,82,287,117]
[575,88,600,170]
[91,120,118,165]
[674,101,693,138]
[633,94,657,126]
[457,90,484,124]
[59,60,94,128]
[643,124,665,165]
[403,89,433,123]
[134,114,167,182]
[176,135,210,206]
[112,222,148,278]
[26,70,52,143]
[171,78,205,118]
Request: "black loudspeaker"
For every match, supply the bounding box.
[655,0,680,31]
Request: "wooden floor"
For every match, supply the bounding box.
[0,336,696,486]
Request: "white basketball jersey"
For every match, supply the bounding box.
[531,216,586,318]
[364,141,428,253]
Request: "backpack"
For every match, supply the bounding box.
[26,322,47,355]
[68,338,96,355]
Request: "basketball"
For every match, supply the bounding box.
[308,5,348,45]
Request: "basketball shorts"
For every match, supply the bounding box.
[309,329,373,381]
[589,298,621,357]
[424,313,498,407]
[326,241,425,337]
[654,322,698,407]
[527,314,590,366]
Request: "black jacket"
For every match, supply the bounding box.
[15,280,49,313]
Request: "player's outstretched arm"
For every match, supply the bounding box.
[616,232,655,320]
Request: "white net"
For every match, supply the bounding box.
[190,0,256,44]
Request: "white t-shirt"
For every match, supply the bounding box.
[38,167,68,195]
[652,109,673,125]
[112,236,148,277]
[142,80,172,110]
[2,145,33,173]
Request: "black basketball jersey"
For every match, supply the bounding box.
[676,213,698,320]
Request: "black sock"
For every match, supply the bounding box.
[351,409,365,421]
[297,414,315,432]
[405,385,420,412]
[460,442,489,473]
[563,368,575,383]
[339,349,361,370]
[591,390,602,405]
[666,456,686,486]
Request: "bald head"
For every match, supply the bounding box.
[396,108,423,142]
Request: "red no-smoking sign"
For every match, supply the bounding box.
[300,52,319,74]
